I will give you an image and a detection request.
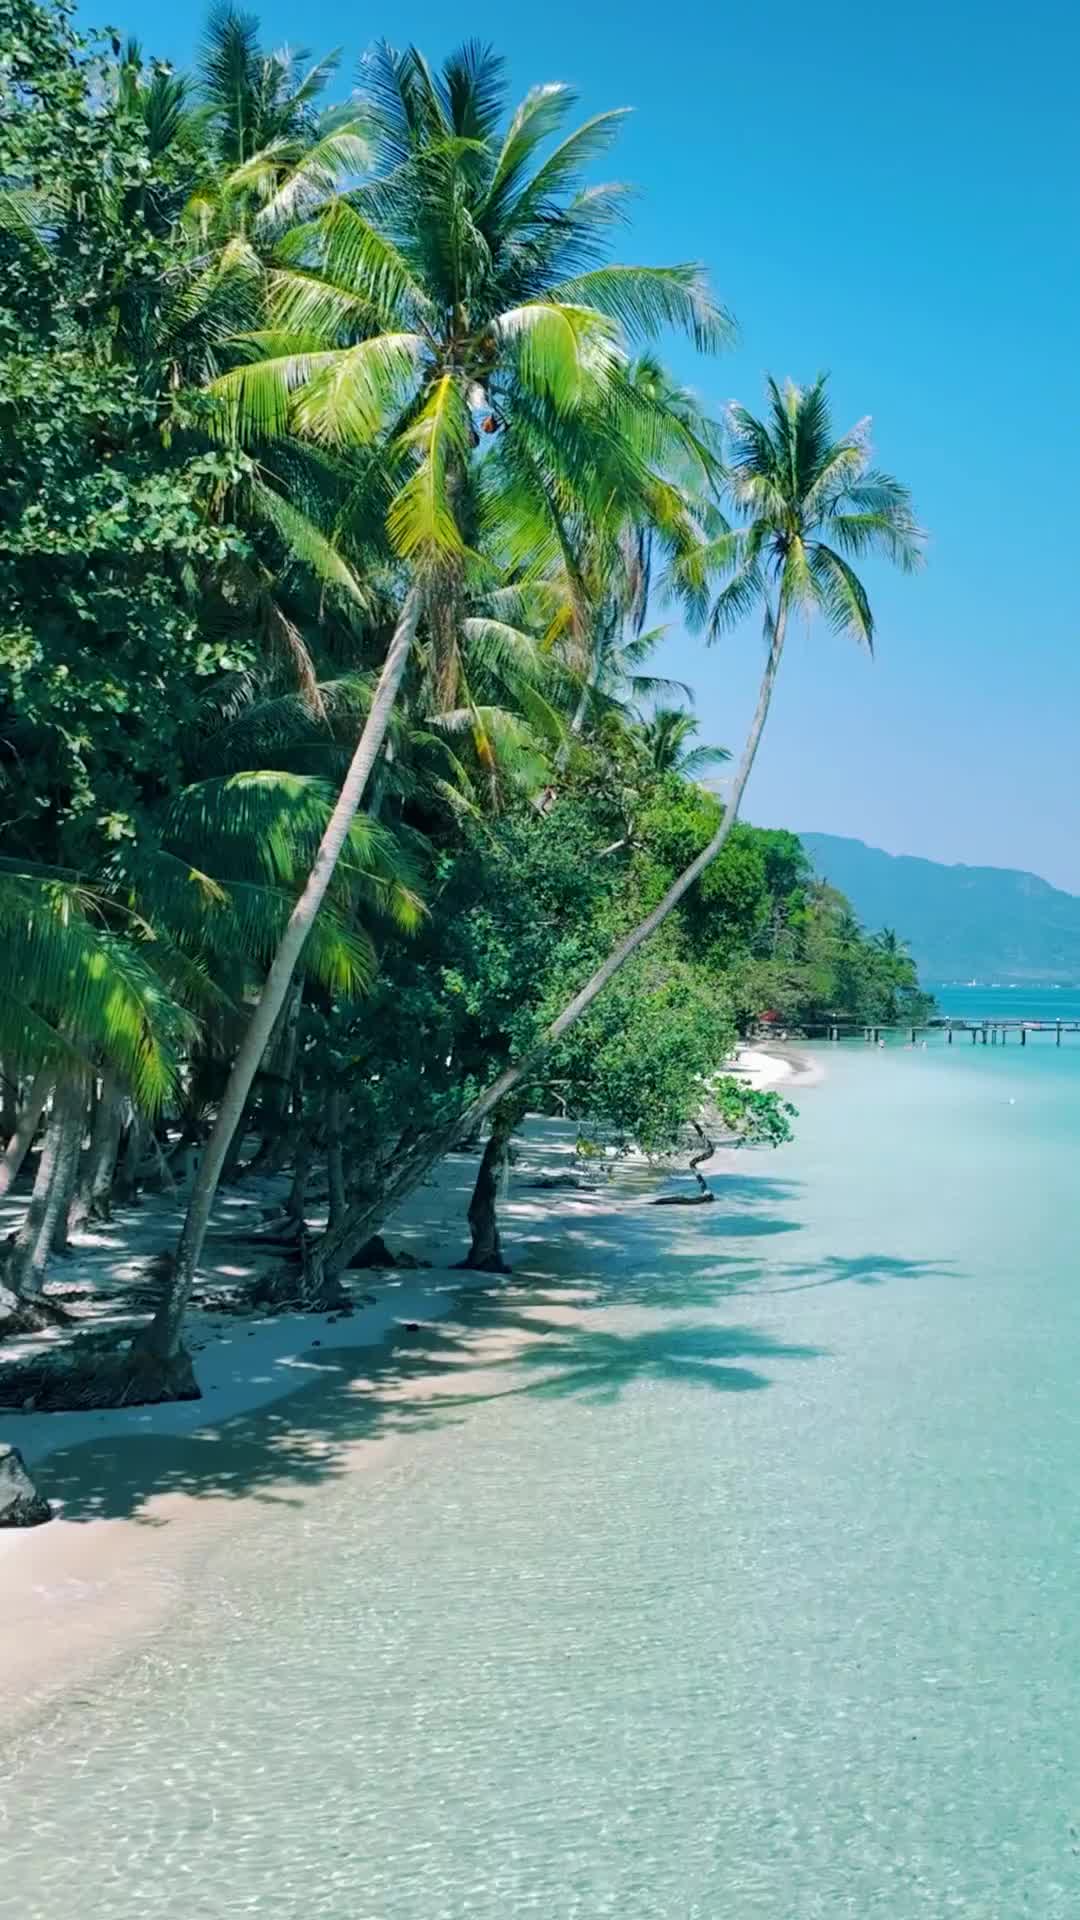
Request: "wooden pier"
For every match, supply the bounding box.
[809,1019,1080,1047]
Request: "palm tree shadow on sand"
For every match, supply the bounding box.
[33,1312,822,1526]
[32,1227,955,1528]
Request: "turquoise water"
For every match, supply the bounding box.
[5,1044,1080,1916]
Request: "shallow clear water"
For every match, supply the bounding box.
[5,1045,1080,1918]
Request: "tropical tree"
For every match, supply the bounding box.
[0,867,197,1328]
[635,706,729,780]
[873,926,907,957]
[300,373,923,1288]
[141,40,732,1379]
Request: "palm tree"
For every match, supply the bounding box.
[197,5,339,169]
[305,373,924,1285]
[189,7,373,240]
[873,926,908,957]
[140,42,731,1377]
[0,869,195,1329]
[635,706,729,780]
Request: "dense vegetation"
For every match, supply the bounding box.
[0,1,927,1405]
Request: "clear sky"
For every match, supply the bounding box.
[114,0,1080,887]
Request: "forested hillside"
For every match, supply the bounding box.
[803,835,1080,983]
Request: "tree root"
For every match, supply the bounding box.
[652,1191,716,1206]
[453,1251,512,1274]
[347,1235,429,1271]
[249,1258,353,1317]
[0,1332,199,1412]
[0,1284,74,1335]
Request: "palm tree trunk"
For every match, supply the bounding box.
[243,982,303,1175]
[6,1077,84,1299]
[285,1128,315,1222]
[69,1074,124,1230]
[138,583,424,1364]
[48,1084,85,1255]
[112,1108,147,1205]
[0,1064,18,1145]
[0,1065,53,1199]
[309,602,788,1286]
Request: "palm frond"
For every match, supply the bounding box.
[482,82,577,220]
[255,117,372,231]
[553,264,734,353]
[290,330,426,443]
[808,542,875,649]
[386,372,471,558]
[440,40,506,141]
[247,476,371,604]
[495,301,617,410]
[499,109,630,228]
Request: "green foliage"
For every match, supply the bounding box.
[691,374,924,651]
[0,870,193,1106]
[633,706,729,780]
[0,2,252,858]
[0,0,929,1303]
[708,1079,796,1148]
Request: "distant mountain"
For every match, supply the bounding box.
[800,834,1080,984]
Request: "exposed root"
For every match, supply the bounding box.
[249,1250,353,1317]
[0,1286,74,1335]
[0,1331,199,1412]
[453,1251,512,1274]
[652,1191,716,1206]
[347,1235,429,1272]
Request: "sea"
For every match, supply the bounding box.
[4,1029,1080,1917]
[934,982,1080,1024]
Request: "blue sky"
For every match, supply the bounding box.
[118,0,1080,886]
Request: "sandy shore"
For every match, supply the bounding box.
[0,1050,821,1732]
[741,1042,826,1089]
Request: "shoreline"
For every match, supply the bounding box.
[0,1053,822,1733]
[734,1042,825,1091]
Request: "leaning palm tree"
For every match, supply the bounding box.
[303,373,924,1287]
[635,706,729,780]
[138,42,731,1380]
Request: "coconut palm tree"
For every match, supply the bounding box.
[873,926,909,957]
[304,373,924,1287]
[138,43,731,1379]
[189,7,373,240]
[0,868,198,1329]
[196,5,339,169]
[634,706,729,780]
